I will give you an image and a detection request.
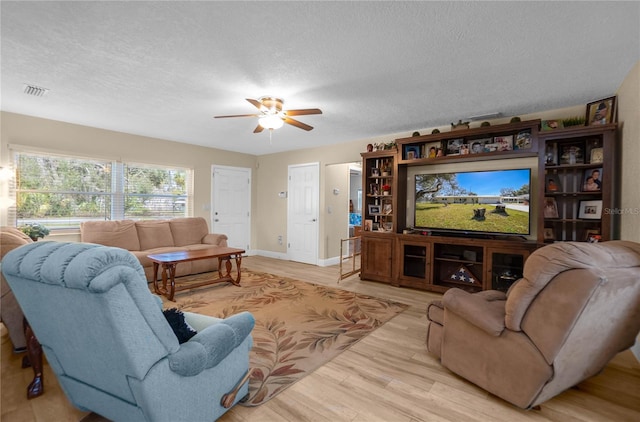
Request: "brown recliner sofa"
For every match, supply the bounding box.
[426,240,640,409]
[80,217,228,281]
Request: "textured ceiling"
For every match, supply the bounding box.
[1,1,638,156]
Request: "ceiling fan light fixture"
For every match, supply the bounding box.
[258,115,284,130]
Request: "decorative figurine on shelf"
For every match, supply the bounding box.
[451,120,470,131]
[367,143,373,152]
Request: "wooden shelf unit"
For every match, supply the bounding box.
[359,119,619,291]
[538,123,618,243]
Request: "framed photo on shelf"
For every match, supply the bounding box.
[558,142,585,165]
[363,219,373,231]
[590,147,604,164]
[514,130,532,150]
[584,229,601,242]
[578,200,602,219]
[382,203,392,215]
[469,139,487,154]
[383,222,393,231]
[424,141,441,158]
[372,222,380,231]
[541,120,563,131]
[371,167,380,177]
[543,197,559,219]
[545,143,558,165]
[586,96,616,126]
[446,138,464,155]
[369,183,379,195]
[494,135,513,151]
[581,168,602,192]
[368,204,381,215]
[543,228,555,241]
[404,145,420,160]
[545,173,562,193]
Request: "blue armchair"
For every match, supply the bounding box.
[2,241,254,421]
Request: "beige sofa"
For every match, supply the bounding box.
[426,240,640,409]
[1,226,33,350]
[80,217,228,281]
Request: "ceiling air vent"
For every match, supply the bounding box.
[23,84,49,97]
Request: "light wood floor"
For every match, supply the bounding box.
[2,256,639,421]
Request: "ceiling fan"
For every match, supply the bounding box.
[214,97,322,133]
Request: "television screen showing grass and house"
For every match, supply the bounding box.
[414,169,531,235]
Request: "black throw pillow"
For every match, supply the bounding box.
[163,308,197,344]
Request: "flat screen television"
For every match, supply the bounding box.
[414,168,531,236]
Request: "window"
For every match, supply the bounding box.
[14,152,192,230]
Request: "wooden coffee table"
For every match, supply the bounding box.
[148,247,245,301]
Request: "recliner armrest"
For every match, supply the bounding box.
[443,289,506,336]
[168,311,254,376]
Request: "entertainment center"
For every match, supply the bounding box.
[360,119,619,292]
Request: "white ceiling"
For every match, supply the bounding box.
[1,1,638,156]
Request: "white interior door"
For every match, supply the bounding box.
[287,163,319,265]
[211,165,251,251]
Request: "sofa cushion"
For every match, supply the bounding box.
[169,217,209,247]
[80,220,141,251]
[136,221,175,250]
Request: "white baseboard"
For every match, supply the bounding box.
[253,251,340,268]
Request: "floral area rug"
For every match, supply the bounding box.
[165,270,409,406]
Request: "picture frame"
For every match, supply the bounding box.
[446,138,464,155]
[586,96,616,126]
[543,228,555,241]
[581,168,602,192]
[494,135,513,151]
[368,204,381,215]
[584,228,601,242]
[514,130,532,150]
[372,222,380,231]
[364,219,373,231]
[383,221,393,231]
[590,147,604,164]
[424,141,441,158]
[404,145,420,160]
[545,173,562,193]
[369,183,379,195]
[578,200,602,219]
[469,139,488,154]
[545,142,558,165]
[543,197,559,219]
[382,203,392,215]
[371,167,380,177]
[558,141,585,165]
[541,120,563,131]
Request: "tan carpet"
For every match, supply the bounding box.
[168,270,409,406]
[80,270,408,420]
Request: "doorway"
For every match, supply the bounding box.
[211,165,251,251]
[287,162,319,265]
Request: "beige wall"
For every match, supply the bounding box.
[616,60,640,243]
[2,60,637,259]
[0,112,258,245]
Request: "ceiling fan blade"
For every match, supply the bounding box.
[253,124,264,133]
[246,98,263,110]
[214,114,259,119]
[284,117,313,131]
[284,108,323,116]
